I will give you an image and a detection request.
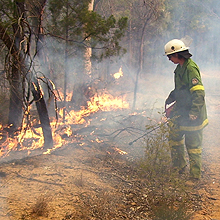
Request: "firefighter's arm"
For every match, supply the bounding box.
[165,90,176,105]
[188,66,205,120]
[189,87,205,119]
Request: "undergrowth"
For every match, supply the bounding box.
[137,115,196,219]
[18,114,202,220]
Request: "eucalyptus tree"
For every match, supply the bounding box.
[46,0,127,68]
[0,1,25,131]
[129,0,167,109]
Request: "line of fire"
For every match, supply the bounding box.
[0,66,158,161]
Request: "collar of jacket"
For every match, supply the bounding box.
[174,58,191,76]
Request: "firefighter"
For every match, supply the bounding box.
[164,39,208,180]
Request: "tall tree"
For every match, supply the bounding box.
[47,0,127,108]
[84,0,94,76]
[0,1,26,132]
[131,0,164,109]
[0,0,53,148]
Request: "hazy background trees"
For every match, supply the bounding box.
[0,0,219,134]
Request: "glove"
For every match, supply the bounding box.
[165,90,176,105]
[165,98,172,105]
[189,114,197,120]
[165,102,176,118]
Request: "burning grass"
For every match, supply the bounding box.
[0,89,129,159]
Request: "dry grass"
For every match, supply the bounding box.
[20,196,49,219]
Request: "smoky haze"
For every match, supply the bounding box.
[1,0,220,162]
[36,0,220,118]
[1,2,220,219]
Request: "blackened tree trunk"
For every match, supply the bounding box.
[0,1,53,148]
[0,17,24,133]
[31,77,53,149]
[27,0,53,149]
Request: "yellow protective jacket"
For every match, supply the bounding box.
[166,58,208,131]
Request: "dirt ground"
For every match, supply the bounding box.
[201,107,220,220]
[0,110,219,220]
[0,74,220,220]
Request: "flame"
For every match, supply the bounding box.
[55,88,72,102]
[0,90,129,158]
[113,147,127,155]
[113,67,123,79]
[61,92,129,125]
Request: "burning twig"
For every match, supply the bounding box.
[113,147,128,155]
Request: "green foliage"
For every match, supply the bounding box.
[47,0,128,58]
[139,118,171,180]
[137,114,195,220]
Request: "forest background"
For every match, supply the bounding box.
[0,0,219,143]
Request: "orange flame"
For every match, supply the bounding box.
[113,67,123,79]
[113,147,127,155]
[61,92,129,125]
[0,90,129,158]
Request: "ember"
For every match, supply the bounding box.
[113,147,128,155]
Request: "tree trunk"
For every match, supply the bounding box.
[84,0,94,76]
[28,0,53,148]
[7,1,25,133]
[132,20,147,110]
[8,60,23,132]
[31,77,53,149]
[63,1,69,122]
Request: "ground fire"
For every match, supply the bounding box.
[0,68,130,159]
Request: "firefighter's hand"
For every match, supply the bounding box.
[189,114,197,120]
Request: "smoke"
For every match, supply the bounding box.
[2,0,220,162]
[38,0,220,118]
[1,2,219,219]
[165,0,220,107]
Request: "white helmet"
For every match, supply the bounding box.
[164,39,189,55]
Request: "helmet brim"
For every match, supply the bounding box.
[164,47,189,56]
